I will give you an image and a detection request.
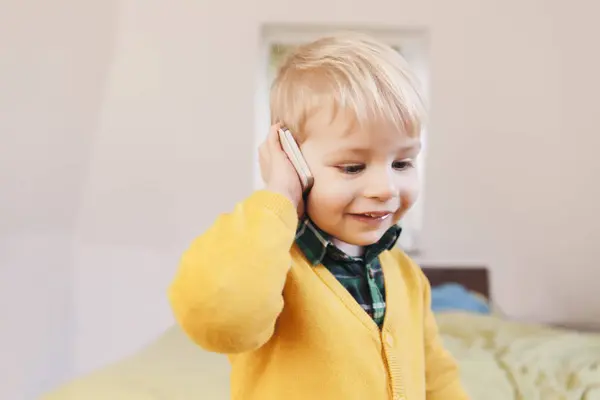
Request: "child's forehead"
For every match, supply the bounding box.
[303,107,418,147]
[303,108,355,137]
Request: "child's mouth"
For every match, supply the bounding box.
[349,212,392,223]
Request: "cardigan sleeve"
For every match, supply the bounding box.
[420,269,471,399]
[168,190,298,354]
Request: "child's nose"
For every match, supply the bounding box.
[363,171,396,201]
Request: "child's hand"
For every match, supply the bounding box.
[259,124,303,212]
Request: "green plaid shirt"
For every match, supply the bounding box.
[295,218,402,328]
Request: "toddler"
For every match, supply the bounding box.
[169,33,468,400]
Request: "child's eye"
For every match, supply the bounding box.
[392,160,414,170]
[338,164,365,174]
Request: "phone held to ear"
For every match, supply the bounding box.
[278,127,314,195]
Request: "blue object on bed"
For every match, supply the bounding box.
[430,283,490,314]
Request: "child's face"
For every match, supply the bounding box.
[300,108,420,247]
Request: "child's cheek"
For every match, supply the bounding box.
[312,169,351,197]
[405,181,420,206]
[394,174,420,222]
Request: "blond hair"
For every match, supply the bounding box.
[270,32,426,142]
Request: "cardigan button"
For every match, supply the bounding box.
[385,332,394,347]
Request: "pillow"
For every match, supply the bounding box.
[430,283,490,314]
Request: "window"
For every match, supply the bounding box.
[255,26,429,254]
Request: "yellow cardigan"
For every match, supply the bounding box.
[168,190,468,400]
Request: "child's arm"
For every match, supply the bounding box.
[420,270,470,399]
[168,190,298,354]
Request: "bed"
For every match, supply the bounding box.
[421,266,600,400]
[43,266,600,400]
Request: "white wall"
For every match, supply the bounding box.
[0,1,117,398]
[1,0,599,398]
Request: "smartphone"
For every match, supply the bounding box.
[278,127,314,195]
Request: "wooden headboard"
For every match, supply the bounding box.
[421,266,491,301]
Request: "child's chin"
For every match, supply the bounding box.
[343,230,387,247]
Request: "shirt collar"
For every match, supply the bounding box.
[295,218,402,266]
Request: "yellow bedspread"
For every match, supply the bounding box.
[43,313,600,399]
[437,312,600,400]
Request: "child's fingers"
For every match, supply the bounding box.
[258,143,269,181]
[267,123,285,155]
